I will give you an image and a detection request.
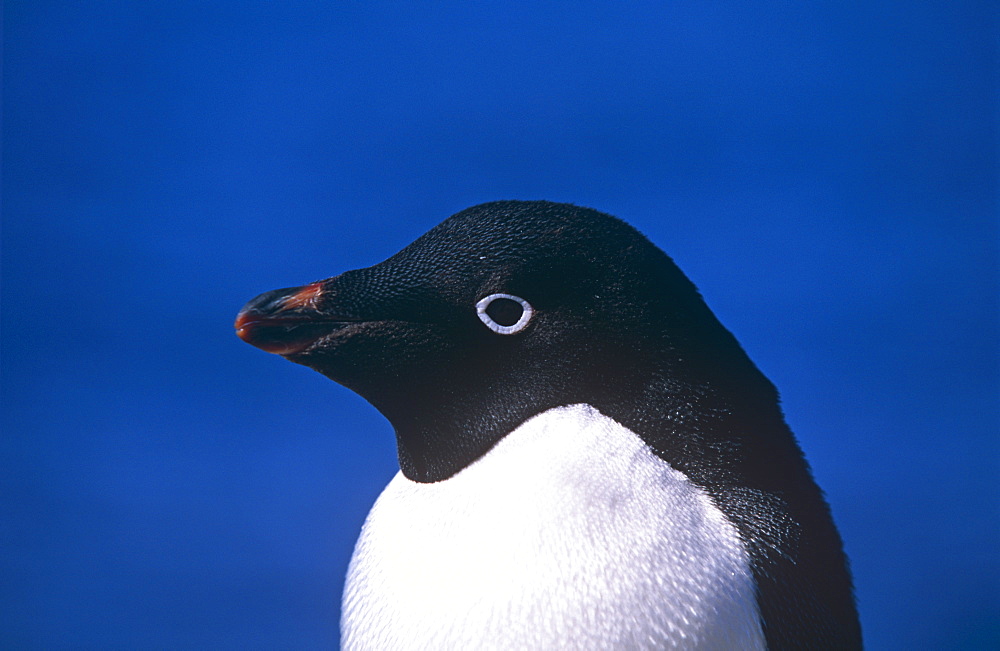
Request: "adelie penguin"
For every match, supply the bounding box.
[235,201,861,650]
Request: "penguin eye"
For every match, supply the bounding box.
[475,293,533,335]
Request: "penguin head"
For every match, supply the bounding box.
[236,200,757,482]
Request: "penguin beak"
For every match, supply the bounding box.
[235,281,353,356]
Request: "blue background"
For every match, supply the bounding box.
[4,2,997,648]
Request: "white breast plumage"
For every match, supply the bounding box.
[341,404,765,650]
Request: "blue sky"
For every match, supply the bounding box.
[3,2,997,648]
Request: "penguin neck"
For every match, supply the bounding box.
[387,387,569,484]
[373,333,787,484]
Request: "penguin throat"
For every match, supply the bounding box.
[392,411,536,484]
[381,357,649,484]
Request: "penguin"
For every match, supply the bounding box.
[235,201,861,650]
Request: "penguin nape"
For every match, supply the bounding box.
[235,200,861,650]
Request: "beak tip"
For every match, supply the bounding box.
[234,289,331,356]
[233,310,256,342]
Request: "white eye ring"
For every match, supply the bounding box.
[475,293,533,335]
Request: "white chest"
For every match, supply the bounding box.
[341,404,765,650]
